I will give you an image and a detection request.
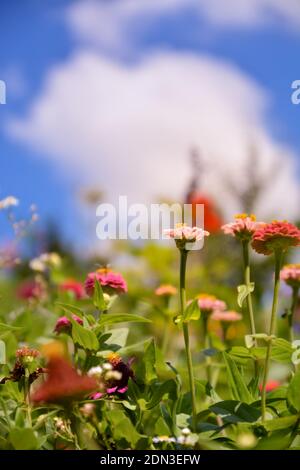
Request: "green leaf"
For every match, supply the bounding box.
[245,333,269,349]
[210,400,260,423]
[144,339,157,383]
[108,410,143,447]
[56,302,85,318]
[93,279,107,311]
[271,338,294,363]
[0,340,6,364]
[261,415,299,432]
[71,319,99,351]
[237,283,254,308]
[97,314,151,329]
[287,370,300,412]
[146,380,178,409]
[9,428,39,450]
[222,352,253,404]
[175,299,200,325]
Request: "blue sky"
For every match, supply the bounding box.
[0,0,299,249]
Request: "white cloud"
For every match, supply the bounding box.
[7,51,299,221]
[66,0,300,52]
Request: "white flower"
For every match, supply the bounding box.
[181,427,191,436]
[105,370,122,381]
[87,366,103,378]
[0,196,19,209]
[29,252,62,272]
[102,362,113,371]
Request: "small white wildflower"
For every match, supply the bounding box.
[105,370,122,381]
[103,362,113,371]
[87,366,103,378]
[0,196,19,210]
[181,427,191,436]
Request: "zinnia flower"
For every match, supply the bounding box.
[252,221,300,255]
[17,280,44,300]
[155,284,177,296]
[85,269,127,296]
[222,214,264,241]
[197,294,227,314]
[31,357,97,404]
[54,315,83,334]
[0,347,44,385]
[280,264,300,288]
[210,310,242,322]
[164,223,209,251]
[59,279,85,299]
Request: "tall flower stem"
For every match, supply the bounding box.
[179,249,197,430]
[288,286,299,343]
[242,240,259,379]
[261,250,283,422]
[202,315,212,384]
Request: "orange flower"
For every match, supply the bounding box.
[31,357,97,404]
[155,284,177,296]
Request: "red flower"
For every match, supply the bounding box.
[31,357,97,404]
[59,279,85,299]
[54,315,83,334]
[85,270,127,296]
[259,380,280,393]
[17,280,43,300]
[252,221,300,255]
[186,192,223,233]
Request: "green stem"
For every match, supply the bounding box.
[162,315,172,356]
[288,286,299,343]
[261,250,283,422]
[179,249,197,430]
[203,315,212,384]
[242,240,259,379]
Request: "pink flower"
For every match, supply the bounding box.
[54,315,83,334]
[59,279,85,299]
[252,221,300,255]
[210,310,242,322]
[85,270,127,296]
[17,280,44,300]
[91,353,134,400]
[222,214,264,241]
[280,264,300,288]
[155,284,177,296]
[164,224,209,250]
[197,294,227,314]
[259,380,280,393]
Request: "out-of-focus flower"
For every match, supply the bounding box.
[54,315,83,335]
[155,284,177,296]
[59,279,85,299]
[85,269,127,296]
[31,357,97,404]
[90,353,134,399]
[164,223,209,251]
[222,214,264,241]
[252,221,300,255]
[80,403,95,418]
[259,380,280,393]
[186,192,223,233]
[87,366,103,379]
[29,252,62,272]
[197,294,227,314]
[210,310,242,322]
[17,279,44,300]
[0,347,45,385]
[280,264,300,288]
[0,196,19,209]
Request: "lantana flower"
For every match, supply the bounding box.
[85,269,127,296]
[54,315,83,335]
[155,284,177,296]
[197,294,227,314]
[164,223,209,250]
[280,264,300,288]
[59,279,85,299]
[252,221,300,255]
[31,357,97,404]
[90,353,134,399]
[221,214,264,241]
